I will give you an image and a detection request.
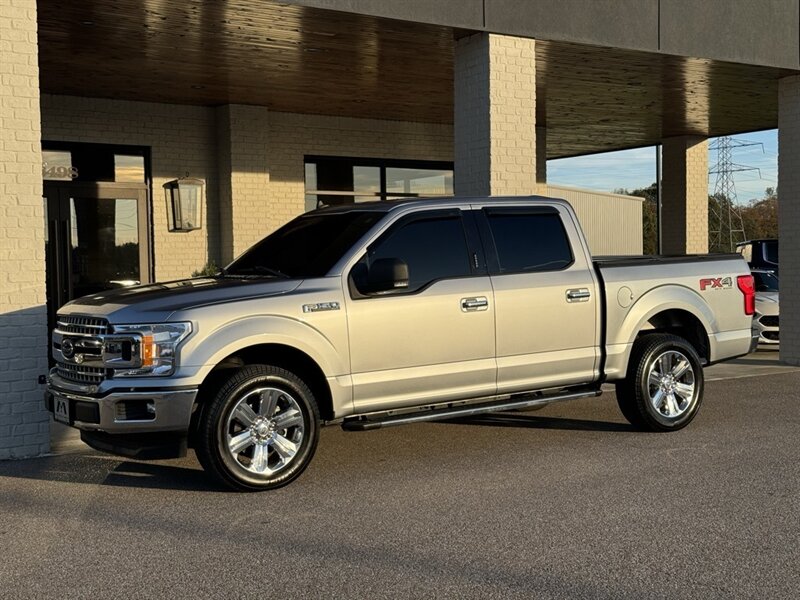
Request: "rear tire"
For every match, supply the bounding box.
[195,364,320,491]
[615,334,704,432]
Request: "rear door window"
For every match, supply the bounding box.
[483,209,573,274]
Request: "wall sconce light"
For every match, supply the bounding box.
[165,177,203,232]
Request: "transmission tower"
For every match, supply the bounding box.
[708,137,763,252]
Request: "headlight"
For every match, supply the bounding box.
[109,322,192,377]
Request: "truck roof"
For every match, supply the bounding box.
[311,195,569,215]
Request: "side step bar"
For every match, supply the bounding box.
[341,386,602,431]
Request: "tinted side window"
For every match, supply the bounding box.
[353,215,471,294]
[485,211,573,273]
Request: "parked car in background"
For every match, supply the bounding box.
[752,269,779,347]
[737,239,779,274]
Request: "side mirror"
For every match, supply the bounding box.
[367,258,409,293]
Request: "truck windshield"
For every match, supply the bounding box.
[225,211,383,278]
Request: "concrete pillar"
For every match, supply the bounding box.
[216,104,270,263]
[0,0,51,458]
[778,75,800,364]
[661,136,709,254]
[454,33,539,196]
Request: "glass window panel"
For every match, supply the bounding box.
[386,168,453,196]
[355,216,470,294]
[353,166,380,194]
[69,197,141,298]
[42,150,75,181]
[485,211,573,273]
[114,154,146,182]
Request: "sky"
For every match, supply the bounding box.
[548,129,778,204]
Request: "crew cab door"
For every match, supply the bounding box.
[345,208,496,412]
[475,205,600,393]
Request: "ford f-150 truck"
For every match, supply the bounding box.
[45,197,758,491]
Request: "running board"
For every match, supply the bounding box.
[341,386,602,431]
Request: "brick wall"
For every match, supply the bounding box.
[268,111,453,235]
[217,105,271,261]
[41,96,454,273]
[661,135,709,254]
[454,33,539,196]
[40,95,219,281]
[779,75,800,365]
[0,0,50,458]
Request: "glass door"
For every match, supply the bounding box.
[44,182,150,333]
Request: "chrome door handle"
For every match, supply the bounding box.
[461,297,489,311]
[566,288,591,303]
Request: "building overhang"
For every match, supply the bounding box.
[38,0,797,158]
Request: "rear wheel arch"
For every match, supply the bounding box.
[636,308,710,363]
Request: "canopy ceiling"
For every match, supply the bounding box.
[37,0,792,158]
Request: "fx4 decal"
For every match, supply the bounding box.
[699,277,732,291]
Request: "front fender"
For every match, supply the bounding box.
[181,314,347,379]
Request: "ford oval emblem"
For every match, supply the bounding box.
[61,338,75,359]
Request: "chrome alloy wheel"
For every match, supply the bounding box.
[225,387,305,476]
[646,350,696,419]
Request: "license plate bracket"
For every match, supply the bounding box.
[53,394,71,425]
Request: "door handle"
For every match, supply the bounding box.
[461,297,489,312]
[566,288,591,303]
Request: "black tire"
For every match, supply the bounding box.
[615,334,704,432]
[195,364,320,491]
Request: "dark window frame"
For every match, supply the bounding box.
[476,207,575,276]
[305,155,454,206]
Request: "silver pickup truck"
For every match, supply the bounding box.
[46,197,757,491]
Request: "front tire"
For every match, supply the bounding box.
[615,334,704,432]
[196,365,320,491]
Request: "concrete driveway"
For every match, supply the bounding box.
[1,351,798,599]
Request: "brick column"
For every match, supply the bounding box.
[778,75,800,364]
[0,0,50,458]
[661,136,709,254]
[536,126,547,193]
[454,33,539,196]
[216,104,270,263]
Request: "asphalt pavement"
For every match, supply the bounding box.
[1,353,798,599]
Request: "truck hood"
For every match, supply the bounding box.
[58,277,303,323]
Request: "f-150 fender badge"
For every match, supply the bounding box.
[699,277,732,291]
[302,302,341,313]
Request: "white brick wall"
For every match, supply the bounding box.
[454,33,539,196]
[0,0,50,459]
[661,136,709,254]
[778,75,800,364]
[217,105,272,261]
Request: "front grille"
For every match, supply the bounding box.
[55,362,107,384]
[54,314,109,384]
[56,315,109,336]
[763,331,780,341]
[759,315,779,328]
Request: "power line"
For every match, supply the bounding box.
[708,137,764,252]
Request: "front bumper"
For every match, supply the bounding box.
[45,375,197,434]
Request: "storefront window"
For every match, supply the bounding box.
[304,157,453,210]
